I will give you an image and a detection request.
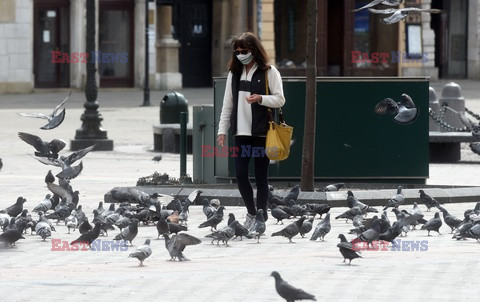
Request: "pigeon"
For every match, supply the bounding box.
[0,158,2,170]
[152,155,162,162]
[271,203,291,224]
[353,223,381,248]
[245,209,267,243]
[65,211,78,234]
[420,212,443,236]
[368,7,443,24]
[156,218,170,239]
[0,229,25,247]
[308,203,331,219]
[33,145,95,180]
[0,197,27,217]
[205,220,240,246]
[383,186,404,210]
[452,222,475,240]
[33,194,53,213]
[71,222,103,247]
[114,216,131,231]
[310,213,331,241]
[418,190,441,211]
[18,132,66,159]
[46,182,75,204]
[283,185,300,203]
[352,0,403,12]
[323,183,345,192]
[35,218,52,241]
[337,234,362,265]
[113,219,139,245]
[79,218,92,234]
[46,199,74,223]
[163,233,201,261]
[129,239,152,266]
[378,222,402,244]
[438,206,462,233]
[374,94,418,125]
[45,170,55,183]
[299,217,314,237]
[198,206,225,231]
[168,222,188,234]
[346,191,378,214]
[272,216,306,243]
[469,143,480,155]
[465,224,480,242]
[270,271,316,302]
[17,91,71,129]
[202,198,216,219]
[227,214,249,241]
[335,206,363,222]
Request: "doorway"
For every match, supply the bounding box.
[173,0,212,87]
[99,0,134,87]
[33,0,70,88]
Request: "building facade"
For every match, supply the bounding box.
[0,0,479,94]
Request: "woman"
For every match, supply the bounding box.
[217,32,285,227]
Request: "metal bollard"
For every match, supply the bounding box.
[429,86,440,131]
[180,112,187,177]
[438,82,465,131]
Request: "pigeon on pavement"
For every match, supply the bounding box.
[33,194,53,213]
[272,216,306,243]
[421,212,443,236]
[368,7,443,24]
[383,186,405,210]
[283,185,300,203]
[299,217,314,237]
[335,206,363,222]
[129,239,152,266]
[271,203,291,224]
[270,271,316,302]
[0,197,27,217]
[438,206,462,233]
[18,132,66,159]
[346,191,378,214]
[113,218,139,245]
[0,228,25,247]
[198,206,225,231]
[310,213,331,241]
[18,91,71,130]
[418,190,441,211]
[163,233,201,261]
[71,222,103,247]
[323,183,345,192]
[202,198,217,219]
[337,234,362,265]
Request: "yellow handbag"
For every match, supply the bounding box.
[264,71,293,161]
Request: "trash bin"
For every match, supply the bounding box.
[160,91,189,124]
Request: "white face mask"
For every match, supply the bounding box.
[236,52,253,65]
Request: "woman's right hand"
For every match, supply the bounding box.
[217,134,226,147]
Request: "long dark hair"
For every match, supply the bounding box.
[228,32,270,76]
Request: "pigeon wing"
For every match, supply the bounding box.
[40,108,66,130]
[63,145,95,165]
[31,155,62,167]
[52,91,71,115]
[18,112,50,120]
[374,98,398,115]
[368,8,398,14]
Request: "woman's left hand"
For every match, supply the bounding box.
[245,94,262,104]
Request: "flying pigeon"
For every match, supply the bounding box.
[337,234,362,265]
[270,271,316,302]
[310,213,331,241]
[352,0,403,12]
[18,91,71,130]
[368,7,443,24]
[420,212,443,236]
[129,239,152,266]
[163,233,201,261]
[18,132,66,159]
[374,94,418,125]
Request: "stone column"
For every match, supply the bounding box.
[467,0,480,79]
[212,0,230,76]
[155,5,182,90]
[420,0,439,79]
[224,0,244,67]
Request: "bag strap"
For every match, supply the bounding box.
[265,70,286,124]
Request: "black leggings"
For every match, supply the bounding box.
[234,135,270,216]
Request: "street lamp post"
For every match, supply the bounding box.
[70,0,113,151]
[142,0,151,106]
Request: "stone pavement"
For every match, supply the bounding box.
[0,81,479,301]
